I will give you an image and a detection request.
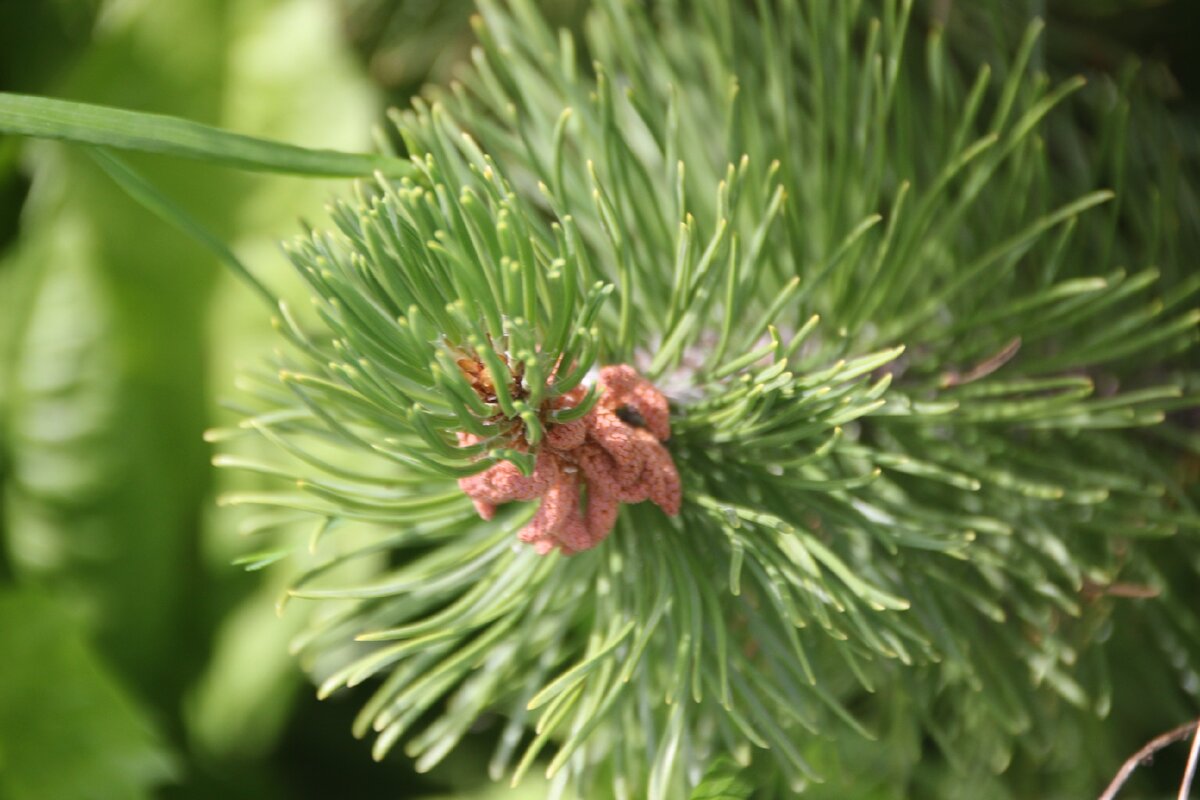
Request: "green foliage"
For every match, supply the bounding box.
[689,757,754,800]
[0,589,175,800]
[0,94,408,179]
[1,1,1198,799]
[0,2,422,797]
[207,1,1200,796]
[0,0,234,711]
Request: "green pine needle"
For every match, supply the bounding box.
[3,1,1198,798]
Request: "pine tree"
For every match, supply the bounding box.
[2,1,1198,797]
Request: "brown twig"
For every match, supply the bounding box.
[940,336,1022,388]
[1080,577,1160,602]
[1180,718,1200,800]
[1098,719,1200,800]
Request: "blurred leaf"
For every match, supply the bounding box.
[3,192,123,616]
[0,0,100,94]
[186,0,386,761]
[88,148,277,307]
[0,588,175,800]
[183,583,302,761]
[690,757,754,800]
[1,0,233,714]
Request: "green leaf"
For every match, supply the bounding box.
[2,0,240,711]
[0,92,410,178]
[0,589,176,800]
[689,756,754,800]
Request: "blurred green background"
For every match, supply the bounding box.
[0,1,1197,798]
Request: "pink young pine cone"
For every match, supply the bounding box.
[457,364,680,554]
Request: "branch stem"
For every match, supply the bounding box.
[1180,718,1200,800]
[1098,719,1200,800]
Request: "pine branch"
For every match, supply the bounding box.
[4,0,1197,797]
[200,1,1200,795]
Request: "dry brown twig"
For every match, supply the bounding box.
[939,336,1022,388]
[1098,718,1200,800]
[1182,719,1200,800]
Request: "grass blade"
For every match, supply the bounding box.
[1,92,410,178]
